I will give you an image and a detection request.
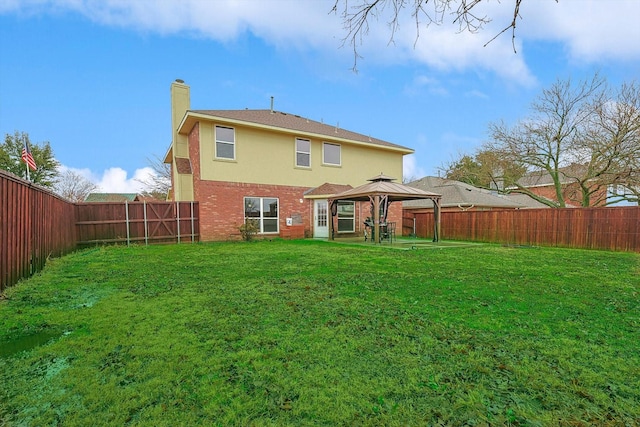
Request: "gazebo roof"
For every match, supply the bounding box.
[327,174,443,242]
[329,175,441,202]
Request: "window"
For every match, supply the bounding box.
[244,197,279,233]
[215,125,235,159]
[323,142,341,166]
[296,138,311,167]
[337,201,355,232]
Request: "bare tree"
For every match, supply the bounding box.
[446,74,640,207]
[486,74,606,207]
[137,154,171,200]
[331,0,555,70]
[54,169,98,202]
[575,81,640,205]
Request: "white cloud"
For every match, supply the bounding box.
[57,164,156,193]
[465,89,489,100]
[3,0,640,82]
[404,75,448,96]
[520,0,640,62]
[403,154,426,182]
[95,166,155,193]
[56,164,95,181]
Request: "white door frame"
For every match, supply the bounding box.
[313,199,329,238]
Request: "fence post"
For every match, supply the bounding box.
[191,201,195,243]
[176,202,181,244]
[125,201,130,246]
[143,201,148,246]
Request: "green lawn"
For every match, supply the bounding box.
[1,240,639,426]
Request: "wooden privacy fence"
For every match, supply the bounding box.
[1,171,76,292]
[403,206,640,252]
[75,201,199,247]
[1,170,200,292]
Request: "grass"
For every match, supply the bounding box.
[1,240,639,426]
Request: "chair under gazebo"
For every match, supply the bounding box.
[328,174,442,243]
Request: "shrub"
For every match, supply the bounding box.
[238,220,259,241]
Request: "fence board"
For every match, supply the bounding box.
[74,201,199,247]
[1,171,77,292]
[403,206,640,252]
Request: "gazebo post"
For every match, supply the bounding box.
[433,197,441,242]
[329,200,335,240]
[373,195,380,244]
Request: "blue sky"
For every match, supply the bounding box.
[1,0,639,192]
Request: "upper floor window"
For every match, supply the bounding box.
[215,125,235,160]
[296,138,311,168]
[323,142,341,166]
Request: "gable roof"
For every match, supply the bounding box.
[304,183,354,198]
[504,192,555,209]
[516,164,588,188]
[329,175,441,203]
[403,176,525,209]
[178,109,413,154]
[85,193,140,202]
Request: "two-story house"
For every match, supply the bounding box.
[164,80,414,241]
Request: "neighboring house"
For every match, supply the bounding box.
[85,193,141,202]
[164,80,413,241]
[403,176,539,212]
[504,193,555,209]
[513,164,609,207]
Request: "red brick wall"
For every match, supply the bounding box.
[352,199,402,225]
[195,180,313,241]
[528,183,608,207]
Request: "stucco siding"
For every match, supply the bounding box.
[197,121,404,187]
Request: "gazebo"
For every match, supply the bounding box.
[328,174,442,242]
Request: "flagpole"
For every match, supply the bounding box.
[25,158,30,181]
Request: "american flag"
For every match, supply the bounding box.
[21,141,37,171]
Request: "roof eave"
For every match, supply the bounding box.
[177,111,414,154]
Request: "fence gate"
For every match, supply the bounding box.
[75,201,199,247]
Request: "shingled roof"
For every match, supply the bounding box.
[85,193,140,202]
[516,164,587,188]
[179,109,412,153]
[304,183,354,198]
[403,176,525,209]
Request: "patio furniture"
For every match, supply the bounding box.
[365,219,396,243]
[364,218,373,241]
[380,222,396,243]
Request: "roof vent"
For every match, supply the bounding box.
[270,96,274,113]
[175,79,184,83]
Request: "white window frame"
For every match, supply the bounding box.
[322,142,341,166]
[215,125,235,160]
[295,138,311,168]
[244,196,279,234]
[337,201,355,233]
